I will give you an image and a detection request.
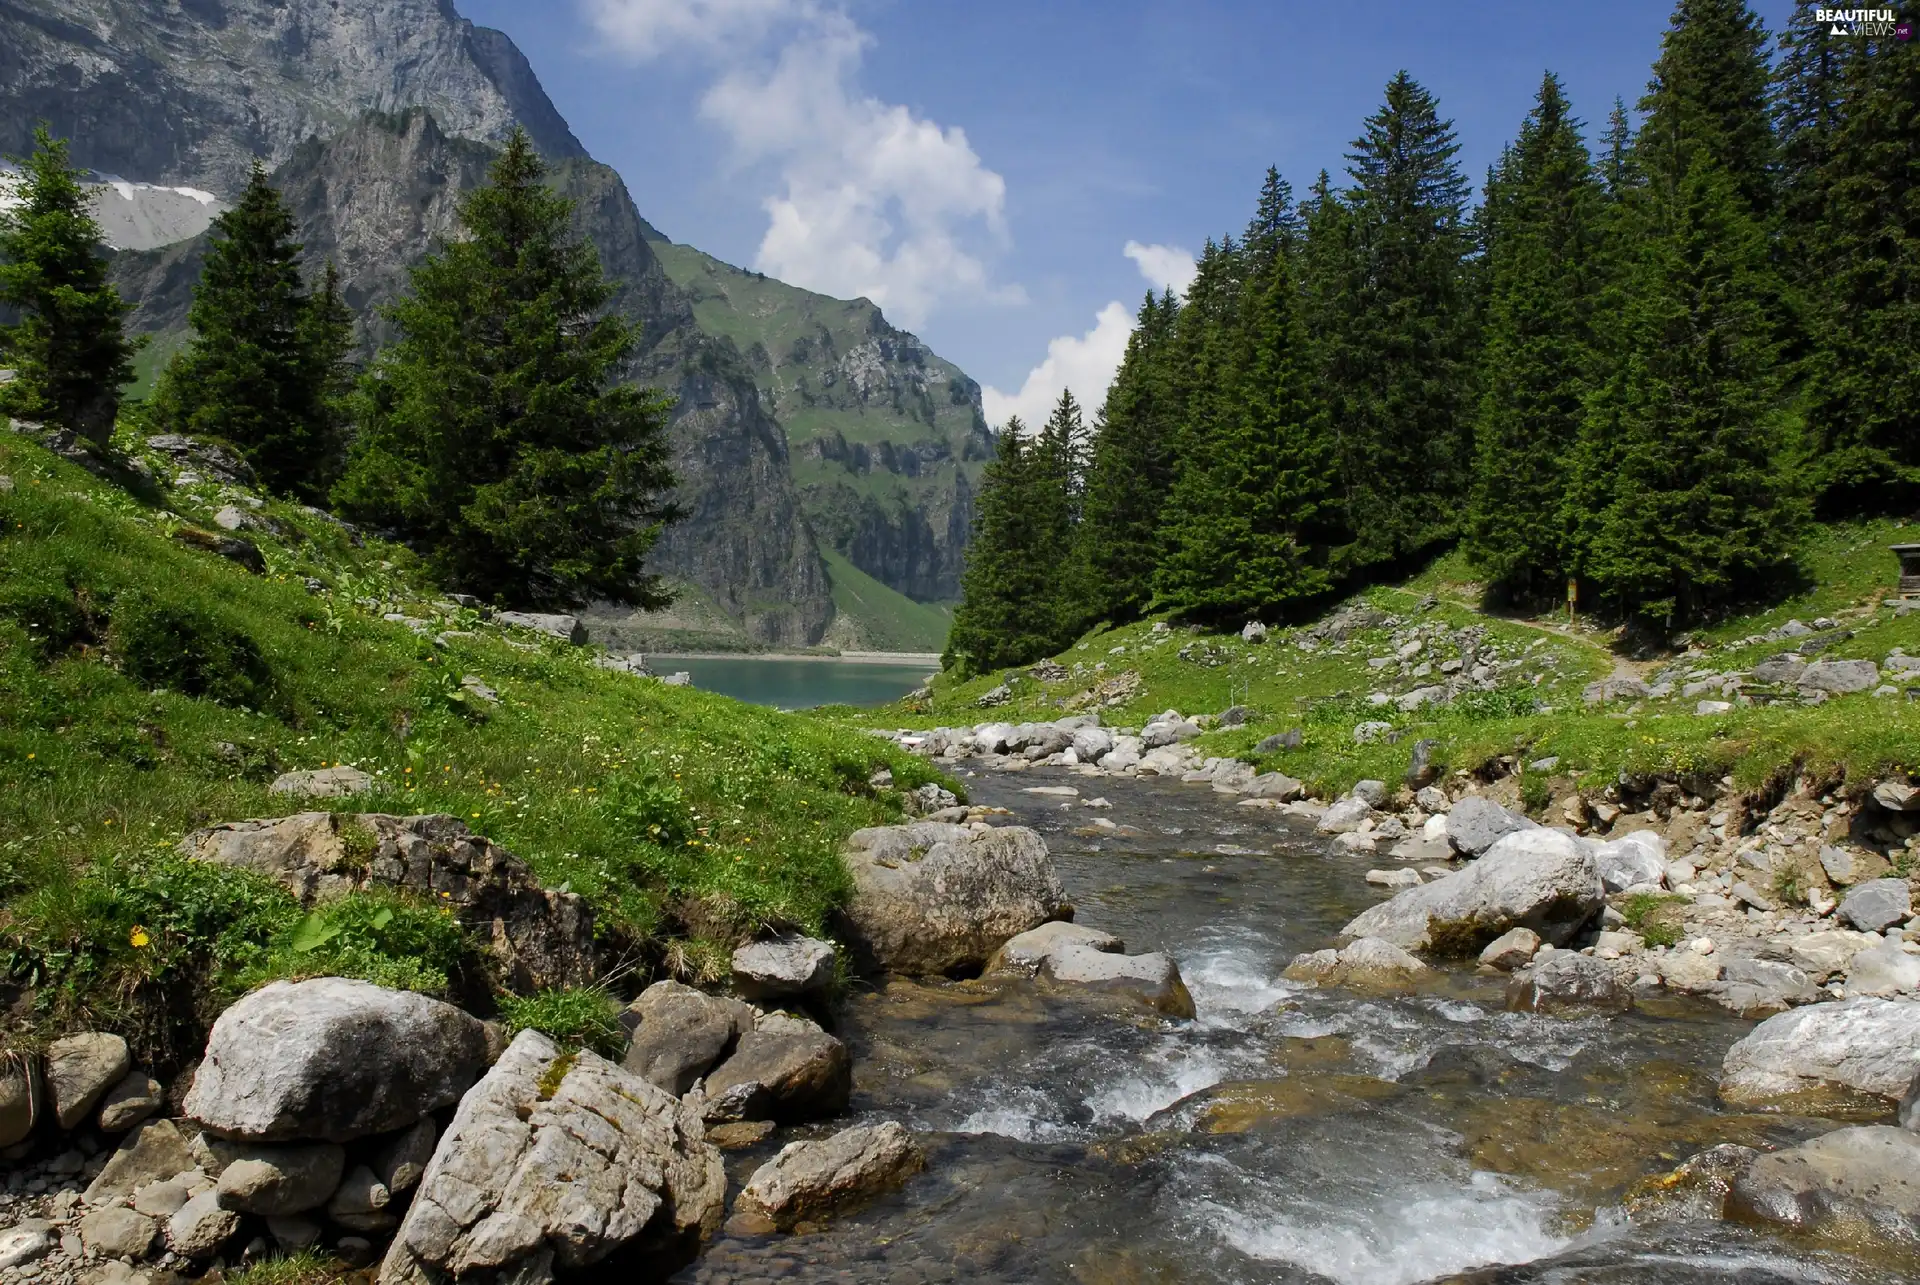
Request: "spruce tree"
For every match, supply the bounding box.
[333,128,680,607]
[1637,0,1777,215]
[1571,152,1802,629]
[1075,292,1180,626]
[153,162,349,497]
[1598,98,1640,200]
[945,421,1070,677]
[1331,72,1475,570]
[1797,21,1919,513]
[0,126,136,446]
[1465,73,1603,604]
[1154,241,1339,621]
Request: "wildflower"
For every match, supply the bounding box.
[129,927,150,948]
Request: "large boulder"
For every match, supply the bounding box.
[494,612,587,645]
[1799,659,1880,695]
[701,1012,851,1124]
[47,1032,131,1130]
[1506,952,1632,1014]
[1720,998,1920,1108]
[378,1030,724,1285]
[1848,941,1920,997]
[1838,878,1913,934]
[730,936,835,1001]
[620,981,756,1096]
[185,978,492,1143]
[836,823,1069,976]
[1726,1126,1920,1246]
[731,1122,924,1235]
[1444,796,1537,858]
[183,812,597,990]
[269,766,374,799]
[1338,829,1604,955]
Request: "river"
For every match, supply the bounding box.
[673,768,1911,1285]
[650,656,936,709]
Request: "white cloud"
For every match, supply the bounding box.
[1123,239,1198,294]
[982,301,1133,433]
[585,1,1016,328]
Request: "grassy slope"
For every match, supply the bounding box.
[820,551,952,653]
[0,432,954,1055]
[839,522,1920,798]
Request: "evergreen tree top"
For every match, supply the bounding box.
[1638,0,1776,212]
[1345,70,1470,223]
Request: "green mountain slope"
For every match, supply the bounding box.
[650,240,990,639]
[819,551,953,654]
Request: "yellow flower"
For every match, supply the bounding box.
[129,927,151,948]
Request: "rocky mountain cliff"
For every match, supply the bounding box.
[4,0,978,649]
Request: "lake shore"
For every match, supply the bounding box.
[647,650,940,667]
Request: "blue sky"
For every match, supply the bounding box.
[455,0,1796,428]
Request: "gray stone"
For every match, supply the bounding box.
[183,812,598,991]
[1874,780,1920,812]
[1726,1126,1920,1246]
[376,1030,724,1285]
[374,1118,437,1196]
[1584,677,1650,705]
[1340,828,1604,953]
[1241,622,1268,644]
[0,1055,40,1148]
[703,1012,851,1124]
[1839,878,1913,933]
[78,1208,156,1261]
[731,935,836,1000]
[1243,771,1303,801]
[731,1122,924,1235]
[1478,927,1541,971]
[1256,729,1304,753]
[130,1178,193,1218]
[1038,943,1194,1018]
[1751,657,1807,685]
[1366,868,1422,889]
[1719,957,1819,1010]
[1507,952,1632,1013]
[1351,780,1389,808]
[1284,937,1431,991]
[493,612,587,645]
[96,1071,164,1133]
[1593,831,1667,893]
[1070,726,1114,763]
[47,1033,131,1130]
[1315,796,1376,835]
[327,1164,393,1231]
[1405,738,1443,789]
[184,977,491,1143]
[267,766,374,799]
[167,1191,240,1259]
[985,921,1122,977]
[620,980,755,1096]
[1848,941,1920,996]
[1395,685,1448,713]
[1821,845,1865,886]
[836,823,1069,976]
[0,1228,52,1270]
[1217,704,1254,727]
[1352,720,1394,745]
[1799,659,1881,694]
[1721,998,1920,1107]
[86,1120,199,1203]
[214,1143,346,1215]
[1445,796,1537,858]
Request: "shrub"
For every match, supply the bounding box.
[110,593,274,708]
[497,987,624,1059]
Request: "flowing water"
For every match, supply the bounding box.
[673,769,1913,1285]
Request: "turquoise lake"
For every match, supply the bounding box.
[658,657,936,709]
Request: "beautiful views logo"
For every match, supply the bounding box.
[1815,7,1903,35]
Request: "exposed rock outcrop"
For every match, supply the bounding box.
[1339,829,1605,955]
[1720,998,1920,1108]
[378,1030,724,1285]
[730,1122,924,1235]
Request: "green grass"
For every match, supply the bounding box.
[498,987,625,1059]
[0,431,956,1061]
[222,1250,344,1285]
[835,534,1920,801]
[821,551,951,653]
